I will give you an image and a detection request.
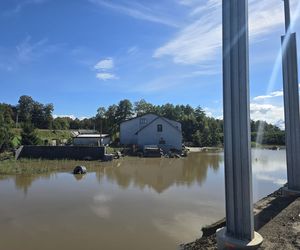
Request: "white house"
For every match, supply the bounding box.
[120,114,182,151]
[73,134,111,146]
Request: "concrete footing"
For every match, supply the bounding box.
[282,187,300,197]
[216,227,263,250]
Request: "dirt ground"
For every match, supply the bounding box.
[181,188,300,250]
[258,198,300,249]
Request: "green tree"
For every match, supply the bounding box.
[17,95,34,123]
[21,123,40,145]
[96,107,106,133]
[134,99,155,116]
[116,99,133,123]
[0,108,14,152]
[53,117,70,130]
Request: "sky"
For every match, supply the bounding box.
[0,0,300,127]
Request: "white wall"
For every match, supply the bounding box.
[73,137,111,146]
[120,114,158,145]
[137,117,182,151]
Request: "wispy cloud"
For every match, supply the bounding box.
[16,36,57,62]
[3,0,48,16]
[88,0,181,28]
[154,0,300,67]
[96,72,118,81]
[127,46,139,55]
[253,91,283,101]
[0,35,60,71]
[94,58,114,70]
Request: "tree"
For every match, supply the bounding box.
[96,107,106,133]
[17,95,34,123]
[21,123,40,145]
[53,117,70,130]
[134,99,155,116]
[116,99,133,123]
[0,107,14,152]
[42,104,54,129]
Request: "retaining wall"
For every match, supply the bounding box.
[16,145,105,160]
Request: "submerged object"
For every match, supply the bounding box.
[73,165,87,174]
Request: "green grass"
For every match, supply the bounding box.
[12,128,73,146]
[0,158,108,175]
[36,129,72,141]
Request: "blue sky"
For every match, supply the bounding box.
[0,0,300,126]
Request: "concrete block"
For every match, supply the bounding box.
[216,227,263,250]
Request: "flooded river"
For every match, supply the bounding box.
[0,149,286,250]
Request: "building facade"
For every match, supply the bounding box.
[73,134,110,146]
[120,114,182,151]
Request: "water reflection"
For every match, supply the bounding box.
[0,150,286,196]
[95,152,223,193]
[14,174,54,195]
[0,150,288,250]
[252,149,287,186]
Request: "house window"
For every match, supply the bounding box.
[157,124,163,132]
[140,118,147,124]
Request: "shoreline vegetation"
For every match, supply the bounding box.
[1,96,285,154]
[0,146,285,175]
[0,157,111,175]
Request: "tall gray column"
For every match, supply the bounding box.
[217,0,263,248]
[282,0,300,192]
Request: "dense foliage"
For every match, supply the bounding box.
[20,123,41,146]
[0,104,14,152]
[0,96,285,149]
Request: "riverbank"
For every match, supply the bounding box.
[0,158,111,175]
[181,186,300,249]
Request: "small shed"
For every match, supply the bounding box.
[73,134,110,146]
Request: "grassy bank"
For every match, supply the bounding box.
[0,158,107,175]
[11,128,73,146]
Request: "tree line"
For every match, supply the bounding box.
[0,95,285,152]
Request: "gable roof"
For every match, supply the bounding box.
[135,116,181,135]
[120,113,158,124]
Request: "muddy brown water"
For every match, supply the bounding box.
[0,149,286,250]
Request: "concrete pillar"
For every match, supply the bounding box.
[282,0,300,194]
[216,0,263,248]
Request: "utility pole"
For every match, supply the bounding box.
[216,0,263,248]
[281,0,300,194]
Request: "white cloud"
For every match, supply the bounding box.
[250,103,284,125]
[53,114,76,119]
[53,115,89,120]
[89,0,180,28]
[94,58,114,70]
[203,107,214,117]
[91,193,112,219]
[94,57,118,81]
[253,91,283,101]
[96,72,118,81]
[255,174,286,185]
[153,12,222,65]
[154,0,300,66]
